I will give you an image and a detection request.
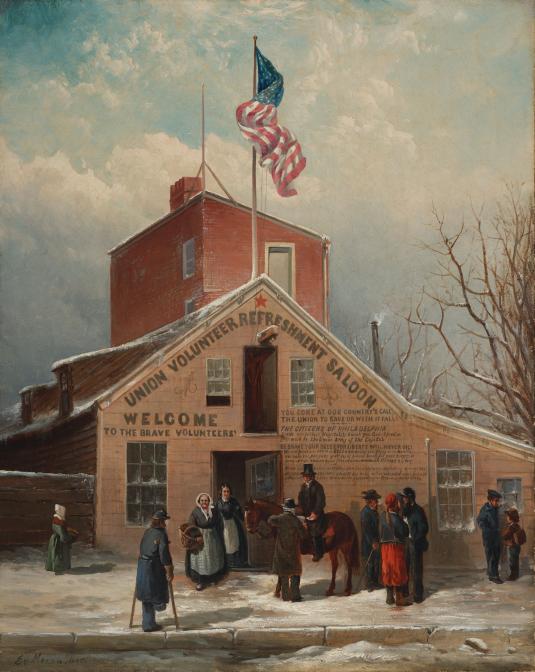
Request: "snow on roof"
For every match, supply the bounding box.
[107,190,327,255]
[0,470,94,479]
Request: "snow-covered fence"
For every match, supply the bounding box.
[0,470,95,546]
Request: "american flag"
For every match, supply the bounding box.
[236,48,306,198]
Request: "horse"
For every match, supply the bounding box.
[244,498,359,596]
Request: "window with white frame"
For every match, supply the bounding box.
[182,238,195,279]
[126,442,167,526]
[436,450,474,530]
[497,478,522,512]
[206,358,231,406]
[184,298,195,315]
[290,358,315,407]
[267,245,293,296]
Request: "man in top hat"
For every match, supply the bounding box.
[297,464,326,561]
[135,509,174,632]
[268,498,308,602]
[476,490,503,584]
[399,487,429,603]
[360,489,382,591]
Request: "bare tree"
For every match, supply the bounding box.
[410,188,535,444]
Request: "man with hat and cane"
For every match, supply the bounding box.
[360,490,382,591]
[297,464,326,562]
[133,509,178,632]
[268,498,308,602]
[477,490,504,584]
[399,487,429,603]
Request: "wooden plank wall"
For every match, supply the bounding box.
[0,413,97,475]
[0,471,95,547]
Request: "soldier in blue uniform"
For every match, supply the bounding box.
[360,489,382,591]
[476,489,503,584]
[135,509,174,632]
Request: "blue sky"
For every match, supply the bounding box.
[0,0,532,405]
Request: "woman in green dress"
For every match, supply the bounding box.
[45,504,78,573]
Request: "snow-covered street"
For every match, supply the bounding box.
[0,546,533,633]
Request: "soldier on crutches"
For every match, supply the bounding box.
[130,510,179,631]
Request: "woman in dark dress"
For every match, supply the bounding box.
[215,483,249,568]
[185,493,226,591]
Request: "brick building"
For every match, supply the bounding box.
[1,177,533,567]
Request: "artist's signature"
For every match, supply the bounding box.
[13,652,89,666]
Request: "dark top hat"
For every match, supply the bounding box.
[402,487,416,499]
[362,489,381,501]
[487,489,502,500]
[283,498,297,510]
[301,463,316,476]
[152,509,170,520]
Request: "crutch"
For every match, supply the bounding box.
[169,578,179,630]
[355,549,375,593]
[129,585,137,628]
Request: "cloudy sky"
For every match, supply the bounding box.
[0,0,532,406]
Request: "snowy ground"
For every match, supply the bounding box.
[1,643,534,672]
[0,546,533,634]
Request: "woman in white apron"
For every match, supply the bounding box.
[185,493,226,591]
[215,483,249,568]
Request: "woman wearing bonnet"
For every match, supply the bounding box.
[185,493,227,591]
[45,504,78,573]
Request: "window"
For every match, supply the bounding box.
[291,358,315,406]
[184,298,195,315]
[244,346,277,433]
[436,450,474,530]
[126,442,167,526]
[497,478,522,512]
[206,358,231,406]
[266,245,293,296]
[182,238,195,279]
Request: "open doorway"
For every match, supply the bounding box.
[244,346,277,433]
[212,450,281,568]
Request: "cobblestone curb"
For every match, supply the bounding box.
[0,626,532,653]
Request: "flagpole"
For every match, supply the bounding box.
[201,83,206,191]
[251,35,258,280]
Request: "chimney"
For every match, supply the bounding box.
[170,176,203,211]
[19,388,33,425]
[56,365,73,417]
[370,320,386,379]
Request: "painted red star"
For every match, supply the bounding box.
[255,294,268,308]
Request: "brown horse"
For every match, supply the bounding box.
[244,498,359,596]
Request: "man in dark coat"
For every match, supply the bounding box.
[297,463,326,561]
[399,487,429,603]
[360,489,382,591]
[136,510,174,632]
[477,489,503,583]
[268,498,308,601]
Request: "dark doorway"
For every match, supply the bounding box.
[244,346,277,433]
[212,451,281,568]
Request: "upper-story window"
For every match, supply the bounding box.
[182,238,195,279]
[266,244,294,296]
[184,298,195,315]
[206,358,231,406]
[290,358,315,407]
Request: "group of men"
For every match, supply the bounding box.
[360,487,429,605]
